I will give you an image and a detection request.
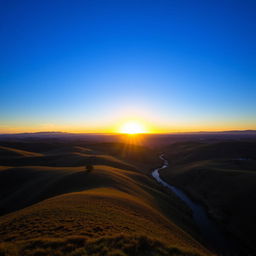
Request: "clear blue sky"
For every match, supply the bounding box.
[1,0,255,133]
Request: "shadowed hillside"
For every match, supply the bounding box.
[160,140,256,254]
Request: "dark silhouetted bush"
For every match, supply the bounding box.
[85,165,94,172]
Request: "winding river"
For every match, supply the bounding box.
[152,154,238,254]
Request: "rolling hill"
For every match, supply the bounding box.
[160,140,256,253]
[0,141,212,256]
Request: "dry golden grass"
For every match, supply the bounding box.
[0,146,43,157]
[0,164,152,215]
[0,188,211,255]
[0,235,204,256]
[45,146,94,155]
[0,142,214,255]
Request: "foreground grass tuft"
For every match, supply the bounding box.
[0,235,201,256]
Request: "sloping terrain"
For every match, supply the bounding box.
[0,143,136,171]
[0,141,212,256]
[160,140,256,253]
[0,187,208,255]
[163,141,256,165]
[0,145,43,158]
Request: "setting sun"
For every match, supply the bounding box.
[119,121,147,134]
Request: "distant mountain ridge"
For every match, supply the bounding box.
[1,130,256,136]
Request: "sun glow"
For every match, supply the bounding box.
[119,121,147,134]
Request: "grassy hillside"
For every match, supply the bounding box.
[0,164,155,216]
[0,235,206,256]
[0,188,209,255]
[0,144,137,171]
[160,140,256,253]
[0,141,212,256]
[0,189,210,256]
[0,145,43,158]
[88,142,161,171]
[163,140,256,165]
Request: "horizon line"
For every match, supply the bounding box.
[1,129,256,136]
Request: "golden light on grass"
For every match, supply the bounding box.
[119,121,147,135]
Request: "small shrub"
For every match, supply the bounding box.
[85,165,94,172]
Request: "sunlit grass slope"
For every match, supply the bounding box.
[0,144,136,171]
[0,164,147,215]
[0,142,212,256]
[0,187,209,256]
[0,145,43,158]
[0,236,206,256]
